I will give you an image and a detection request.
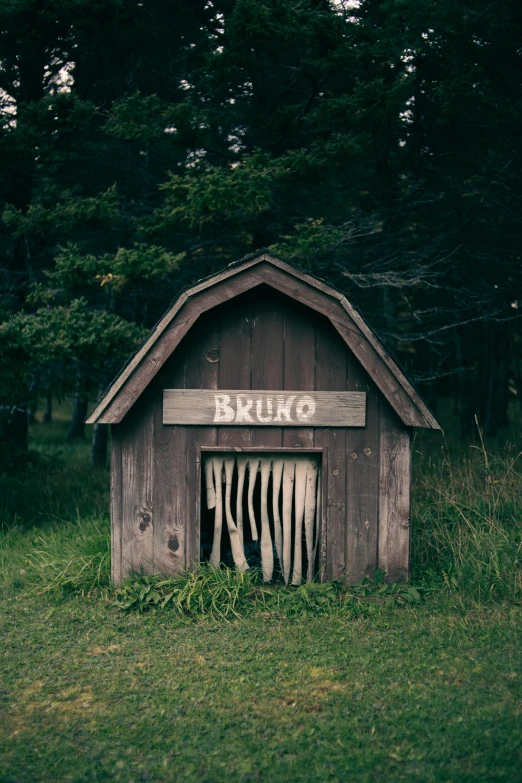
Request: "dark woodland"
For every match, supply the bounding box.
[1,0,521,465]
[1,5,522,781]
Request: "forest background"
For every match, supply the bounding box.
[1,4,521,780]
[1,0,521,469]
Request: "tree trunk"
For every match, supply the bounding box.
[43,393,52,423]
[508,326,522,414]
[90,423,109,468]
[68,368,89,439]
[89,375,111,467]
[69,393,88,439]
[27,370,39,425]
[0,404,28,468]
[456,331,475,439]
[481,322,510,437]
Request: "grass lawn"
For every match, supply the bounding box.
[2,593,521,783]
[1,407,521,782]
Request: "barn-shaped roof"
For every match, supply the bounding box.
[87,250,440,429]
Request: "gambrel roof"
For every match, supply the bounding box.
[87,250,441,429]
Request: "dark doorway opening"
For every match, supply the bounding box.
[200,451,322,583]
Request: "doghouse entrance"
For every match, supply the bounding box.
[200,450,322,583]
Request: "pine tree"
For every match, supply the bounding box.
[1,0,521,458]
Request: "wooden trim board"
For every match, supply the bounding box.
[200,446,324,453]
[163,390,366,427]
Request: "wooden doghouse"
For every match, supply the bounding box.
[87,251,440,584]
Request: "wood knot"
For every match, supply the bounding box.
[205,348,219,363]
[168,535,180,552]
[363,447,372,456]
[350,452,358,460]
[139,512,151,532]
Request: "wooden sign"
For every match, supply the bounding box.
[163,390,366,427]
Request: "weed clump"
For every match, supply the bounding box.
[113,566,424,618]
[22,517,110,597]
[114,565,260,617]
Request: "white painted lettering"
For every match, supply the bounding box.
[275,395,296,422]
[256,397,273,423]
[296,395,316,422]
[213,394,235,422]
[235,395,254,423]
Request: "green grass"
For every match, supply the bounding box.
[411,434,522,602]
[1,595,521,782]
[0,405,109,530]
[0,405,521,781]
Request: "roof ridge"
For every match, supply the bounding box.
[86,249,441,430]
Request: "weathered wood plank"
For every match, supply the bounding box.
[96,314,197,424]
[330,320,428,428]
[251,295,284,447]
[93,275,263,425]
[260,254,345,301]
[163,389,366,427]
[200,446,323,453]
[283,301,316,448]
[86,292,190,424]
[314,315,347,581]
[110,424,122,583]
[250,262,354,333]
[340,296,440,430]
[378,405,411,582]
[183,251,346,304]
[153,348,187,574]
[89,257,280,424]
[120,386,154,576]
[184,314,221,563]
[345,362,380,582]
[217,298,253,448]
[190,271,262,318]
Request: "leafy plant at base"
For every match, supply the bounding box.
[113,565,263,618]
[113,567,425,618]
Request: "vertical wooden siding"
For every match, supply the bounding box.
[110,423,122,583]
[114,285,409,581]
[378,405,411,581]
[314,316,347,580]
[251,298,284,447]
[185,316,220,563]
[217,298,253,449]
[119,384,154,575]
[345,361,380,582]
[152,347,187,574]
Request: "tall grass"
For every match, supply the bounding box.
[1,405,521,605]
[0,411,109,530]
[22,516,111,597]
[412,432,522,602]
